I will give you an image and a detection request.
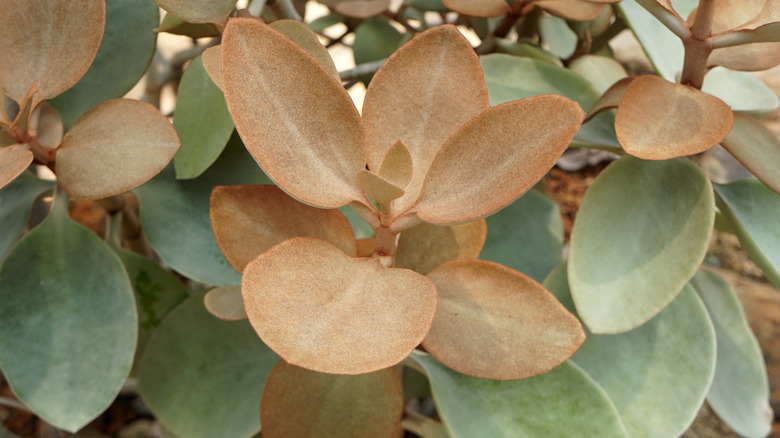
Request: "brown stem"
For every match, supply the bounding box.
[690,0,717,40]
[373,225,399,267]
[680,0,718,89]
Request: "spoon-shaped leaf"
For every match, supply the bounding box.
[0,0,105,109]
[615,76,733,160]
[204,286,247,321]
[396,219,486,275]
[222,18,366,208]
[0,145,32,190]
[153,0,236,25]
[362,24,489,213]
[261,362,402,438]
[720,112,780,195]
[568,156,714,333]
[210,184,356,273]
[423,259,584,380]
[242,237,437,374]
[415,95,583,225]
[442,0,510,17]
[55,99,180,199]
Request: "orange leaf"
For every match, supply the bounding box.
[378,139,413,189]
[424,259,585,380]
[222,18,366,208]
[153,0,236,26]
[396,219,486,275]
[442,0,511,17]
[210,185,357,272]
[269,20,340,81]
[0,145,33,190]
[584,77,635,122]
[362,25,489,214]
[356,170,405,204]
[261,362,402,438]
[0,0,104,109]
[55,99,180,199]
[356,238,376,257]
[415,95,583,225]
[204,286,247,320]
[242,238,437,374]
[201,46,222,90]
[615,76,734,160]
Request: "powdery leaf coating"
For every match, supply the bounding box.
[356,170,405,204]
[442,0,510,17]
[584,77,634,122]
[269,20,340,81]
[153,0,236,25]
[721,113,780,195]
[533,0,605,21]
[396,219,487,275]
[201,46,222,90]
[424,259,584,380]
[335,0,391,18]
[261,362,402,438]
[55,99,180,199]
[362,25,489,214]
[210,184,357,272]
[242,238,437,375]
[378,139,413,189]
[204,286,247,320]
[0,145,32,190]
[615,76,734,160]
[0,0,104,108]
[415,95,583,225]
[222,18,366,208]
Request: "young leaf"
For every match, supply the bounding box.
[0,171,52,261]
[0,189,136,432]
[720,112,780,195]
[423,259,584,380]
[242,237,437,374]
[209,184,357,273]
[690,270,772,438]
[415,95,583,224]
[361,25,489,213]
[615,76,733,160]
[409,351,629,438]
[378,139,413,189]
[441,0,510,17]
[153,0,236,26]
[138,291,278,438]
[204,286,247,321]
[0,0,105,109]
[396,219,486,275]
[261,362,402,438]
[221,18,366,208]
[0,145,33,190]
[55,99,180,199]
[356,169,405,204]
[568,156,714,334]
[173,56,234,179]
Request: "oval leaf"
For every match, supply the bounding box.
[615,75,733,160]
[0,189,136,432]
[56,99,180,199]
[261,362,402,437]
[269,19,340,81]
[720,112,780,195]
[442,0,510,17]
[210,184,356,272]
[424,259,584,380]
[379,139,413,189]
[335,0,391,18]
[0,0,105,107]
[396,219,486,275]
[201,45,222,90]
[356,169,405,204]
[568,156,714,333]
[534,0,605,21]
[362,24,490,213]
[415,95,583,224]
[222,18,365,208]
[138,291,278,438]
[0,145,33,190]
[0,171,52,261]
[153,0,236,25]
[409,351,629,438]
[690,269,772,438]
[204,286,247,320]
[242,237,437,374]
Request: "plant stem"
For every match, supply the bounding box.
[339,59,386,82]
[680,0,717,88]
[268,0,301,21]
[635,0,691,39]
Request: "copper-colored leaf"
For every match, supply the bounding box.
[362,25,489,214]
[424,259,585,380]
[0,145,32,190]
[153,0,237,26]
[261,362,402,438]
[204,286,247,320]
[242,238,437,374]
[721,112,780,195]
[335,0,391,19]
[584,77,635,122]
[581,0,621,3]
[415,95,583,225]
[269,20,340,81]
[210,185,357,272]
[356,170,405,204]
[442,0,510,17]
[55,99,180,199]
[396,219,486,275]
[222,18,366,208]
[378,139,413,189]
[533,0,605,21]
[31,103,63,149]
[615,76,734,160]
[0,0,105,109]
[356,238,376,257]
[201,46,222,90]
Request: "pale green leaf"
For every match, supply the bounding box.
[538,13,577,59]
[0,171,51,262]
[702,67,780,116]
[568,55,629,94]
[0,189,136,432]
[353,18,403,84]
[568,156,714,333]
[138,292,278,438]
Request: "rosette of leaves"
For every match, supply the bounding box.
[209,19,587,433]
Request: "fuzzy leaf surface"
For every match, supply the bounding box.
[396,219,486,275]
